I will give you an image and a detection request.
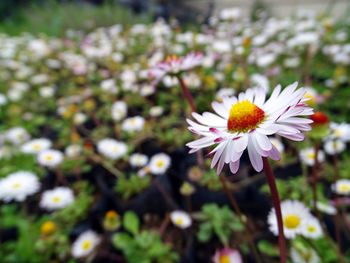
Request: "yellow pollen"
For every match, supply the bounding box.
[52,196,61,203]
[174,218,184,226]
[12,182,21,189]
[166,55,179,63]
[82,240,92,251]
[33,144,42,150]
[307,152,315,160]
[219,255,230,263]
[339,184,350,192]
[227,100,265,133]
[156,160,165,168]
[307,225,316,233]
[284,214,301,229]
[45,155,53,161]
[304,92,316,105]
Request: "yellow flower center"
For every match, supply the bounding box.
[307,152,315,160]
[52,196,61,203]
[339,184,350,193]
[41,221,57,235]
[166,55,179,63]
[156,160,165,168]
[82,240,92,251]
[12,182,21,189]
[33,144,42,151]
[45,155,53,161]
[175,218,184,226]
[304,92,316,105]
[284,214,301,229]
[219,255,230,263]
[228,100,265,133]
[307,225,316,233]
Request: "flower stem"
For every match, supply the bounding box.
[176,75,196,113]
[219,175,262,263]
[262,157,287,263]
[311,143,320,216]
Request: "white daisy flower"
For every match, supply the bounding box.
[39,86,55,98]
[268,200,312,239]
[97,138,127,160]
[332,179,350,195]
[129,153,148,168]
[111,101,127,121]
[71,230,100,258]
[187,83,313,174]
[324,139,345,155]
[149,52,203,83]
[316,201,337,215]
[301,216,323,239]
[291,247,320,263]
[40,187,75,211]
[299,148,325,166]
[65,144,82,158]
[0,171,40,202]
[73,112,87,125]
[212,247,243,263]
[0,93,8,105]
[170,210,192,229]
[37,149,64,168]
[121,116,145,133]
[149,153,171,175]
[5,127,30,145]
[149,106,164,117]
[329,122,350,142]
[21,138,52,154]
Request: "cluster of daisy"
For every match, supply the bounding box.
[268,200,323,240]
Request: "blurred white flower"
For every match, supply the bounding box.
[299,148,325,166]
[332,179,350,195]
[6,127,30,145]
[37,149,64,168]
[71,230,100,258]
[21,138,52,154]
[40,187,75,211]
[324,139,345,155]
[170,210,192,229]
[111,101,127,121]
[129,153,148,168]
[122,116,145,133]
[149,153,171,175]
[97,138,127,160]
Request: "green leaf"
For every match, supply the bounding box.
[123,211,140,235]
[112,233,133,250]
[257,240,279,257]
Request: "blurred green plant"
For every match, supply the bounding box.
[112,211,179,263]
[115,173,151,200]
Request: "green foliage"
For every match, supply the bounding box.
[257,240,279,257]
[199,169,222,191]
[115,174,151,200]
[196,204,244,246]
[112,211,179,263]
[0,153,43,178]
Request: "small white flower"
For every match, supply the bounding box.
[21,138,52,154]
[73,112,87,125]
[329,122,350,142]
[140,85,155,96]
[71,230,100,258]
[37,149,64,168]
[0,93,8,105]
[39,86,55,98]
[40,187,75,211]
[301,216,323,239]
[97,138,127,160]
[291,247,320,263]
[299,148,325,166]
[129,153,148,168]
[6,127,30,145]
[216,88,235,101]
[324,139,345,155]
[65,144,82,158]
[170,210,192,229]
[111,101,127,121]
[121,116,145,133]
[101,79,117,93]
[149,106,164,117]
[268,200,312,239]
[332,179,350,195]
[316,201,337,215]
[0,171,40,202]
[149,153,171,175]
[213,247,243,263]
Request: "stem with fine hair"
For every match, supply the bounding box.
[219,175,262,263]
[311,143,320,215]
[262,157,287,263]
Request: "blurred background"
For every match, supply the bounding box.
[1,0,349,36]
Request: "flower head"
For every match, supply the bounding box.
[299,148,325,166]
[71,230,100,258]
[40,187,75,211]
[37,149,64,168]
[97,138,127,160]
[148,153,171,175]
[21,138,52,154]
[187,83,313,174]
[0,171,40,202]
[212,247,243,263]
[332,179,350,195]
[149,52,203,83]
[268,200,312,239]
[170,210,192,229]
